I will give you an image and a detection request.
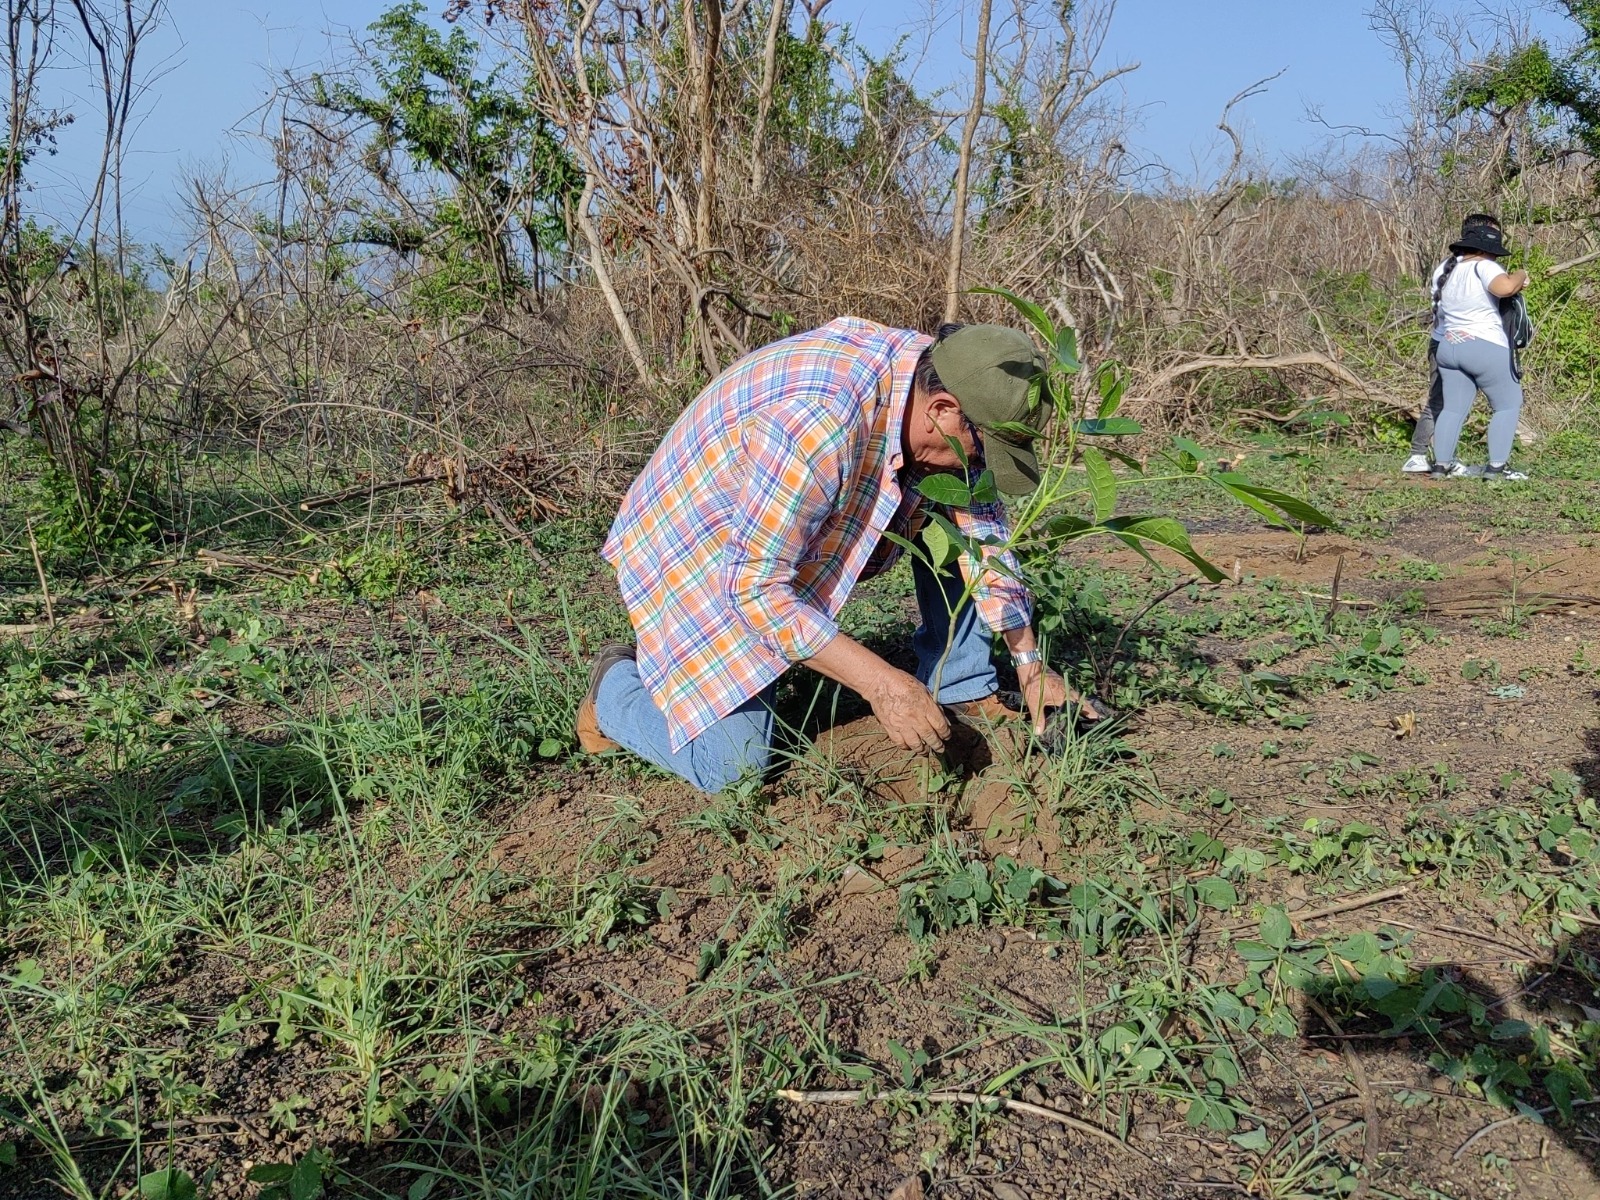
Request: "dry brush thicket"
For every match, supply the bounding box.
[6,0,1600,528]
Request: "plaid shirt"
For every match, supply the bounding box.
[603,317,1034,751]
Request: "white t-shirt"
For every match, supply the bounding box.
[1429,257,1508,347]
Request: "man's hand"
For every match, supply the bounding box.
[867,669,951,753]
[1017,663,1106,732]
[1016,665,1065,733]
[804,632,948,754]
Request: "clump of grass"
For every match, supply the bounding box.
[391,912,845,1200]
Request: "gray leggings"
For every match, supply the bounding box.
[1433,336,1523,467]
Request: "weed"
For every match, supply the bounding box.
[247,1150,332,1200]
[898,837,1052,942]
[1271,819,1383,882]
[1571,641,1600,675]
[680,776,781,852]
[1237,1118,1364,1199]
[1312,624,1412,696]
[973,893,1252,1133]
[393,951,840,1200]
[1372,557,1445,582]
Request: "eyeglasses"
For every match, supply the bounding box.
[962,416,986,467]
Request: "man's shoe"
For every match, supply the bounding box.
[1401,453,1432,474]
[576,643,635,754]
[944,693,1021,724]
[1429,460,1472,479]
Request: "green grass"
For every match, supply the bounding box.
[4,433,1600,1197]
[1117,428,1600,538]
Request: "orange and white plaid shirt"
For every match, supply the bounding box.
[602,317,1034,750]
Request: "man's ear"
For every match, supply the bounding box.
[927,391,970,468]
[926,390,962,421]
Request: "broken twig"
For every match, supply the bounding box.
[0,613,109,637]
[482,497,547,562]
[1226,886,1408,934]
[1304,997,1379,1199]
[196,549,299,579]
[298,474,442,512]
[1324,554,1345,634]
[25,517,54,628]
[1097,575,1197,699]
[1453,1101,1600,1160]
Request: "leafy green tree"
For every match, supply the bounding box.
[309,2,580,308]
[1443,1,1600,187]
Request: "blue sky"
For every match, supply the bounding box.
[27,0,1571,248]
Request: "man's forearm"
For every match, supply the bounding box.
[808,625,1039,700]
[805,631,953,751]
[1002,624,1049,709]
[1004,623,1101,715]
[1001,625,1038,658]
[802,632,894,702]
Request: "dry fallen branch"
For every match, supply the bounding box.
[404,447,566,520]
[294,445,567,530]
[25,517,54,629]
[1299,592,1382,609]
[1380,918,1540,958]
[775,1088,1148,1159]
[1453,1101,1600,1161]
[1225,885,1408,935]
[1546,248,1600,277]
[298,474,443,512]
[1304,997,1379,1200]
[0,613,110,637]
[482,497,547,562]
[196,549,300,578]
[1145,353,1411,412]
[51,1112,271,1151]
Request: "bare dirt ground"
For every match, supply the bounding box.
[467,519,1600,1200]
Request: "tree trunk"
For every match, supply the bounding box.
[942,0,992,326]
[750,0,788,195]
[691,0,724,258]
[575,167,654,387]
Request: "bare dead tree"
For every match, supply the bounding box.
[1,0,79,480]
[688,0,724,260]
[521,0,654,386]
[942,0,992,324]
[749,0,790,195]
[0,0,170,535]
[967,0,1139,352]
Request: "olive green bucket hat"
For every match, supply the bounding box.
[930,324,1049,496]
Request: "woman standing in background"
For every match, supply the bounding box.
[1427,223,1530,482]
[1403,213,1502,474]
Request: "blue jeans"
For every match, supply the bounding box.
[595,554,1001,793]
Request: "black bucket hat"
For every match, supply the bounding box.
[1450,225,1509,258]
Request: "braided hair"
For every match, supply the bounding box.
[1431,255,1462,328]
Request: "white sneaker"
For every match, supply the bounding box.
[1429,461,1473,479]
[1401,454,1431,473]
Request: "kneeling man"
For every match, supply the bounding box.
[578,317,1100,792]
